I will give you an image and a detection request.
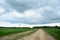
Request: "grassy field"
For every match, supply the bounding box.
[0,27,34,37]
[43,28,60,40]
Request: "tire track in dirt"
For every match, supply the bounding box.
[18,29,56,40]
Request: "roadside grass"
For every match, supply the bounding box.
[43,28,60,40]
[0,27,34,37]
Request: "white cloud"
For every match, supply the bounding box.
[10,9,43,18]
[0,21,60,27]
[0,22,18,27]
[31,23,60,27]
[8,10,23,18]
[24,10,42,18]
[0,21,33,27]
[0,0,5,3]
[0,9,43,23]
[0,7,5,14]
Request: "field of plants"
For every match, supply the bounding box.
[0,27,34,37]
[0,27,60,40]
[43,28,60,40]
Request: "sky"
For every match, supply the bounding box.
[0,0,60,27]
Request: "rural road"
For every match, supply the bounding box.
[18,29,56,40]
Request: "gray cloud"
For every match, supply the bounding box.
[5,0,47,12]
[0,1,13,15]
[0,0,60,24]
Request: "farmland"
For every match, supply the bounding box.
[0,27,35,37]
[43,28,60,40]
[0,27,60,40]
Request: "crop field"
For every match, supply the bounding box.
[43,28,60,40]
[0,27,34,37]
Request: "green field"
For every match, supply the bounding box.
[43,28,60,40]
[0,27,34,37]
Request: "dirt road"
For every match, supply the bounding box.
[18,29,56,40]
[0,30,34,40]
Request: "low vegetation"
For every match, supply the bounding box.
[0,27,34,37]
[0,26,60,40]
[43,28,60,40]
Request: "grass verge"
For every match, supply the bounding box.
[43,28,60,40]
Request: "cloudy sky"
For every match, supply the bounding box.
[0,0,60,27]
